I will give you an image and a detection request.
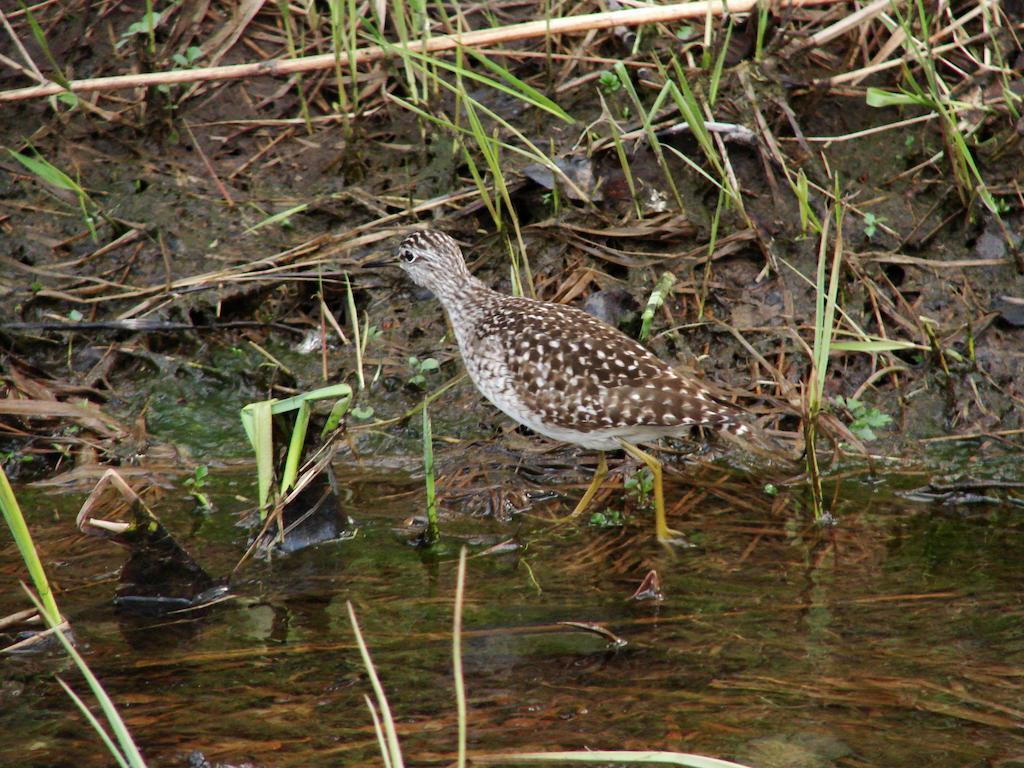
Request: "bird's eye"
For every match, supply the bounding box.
[401,250,417,263]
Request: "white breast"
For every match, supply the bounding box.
[454,328,526,423]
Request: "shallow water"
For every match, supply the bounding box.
[2,453,1023,768]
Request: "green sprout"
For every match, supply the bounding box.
[863,212,882,240]
[624,466,654,508]
[589,508,624,528]
[833,396,893,442]
[350,405,375,420]
[116,10,161,49]
[171,46,203,68]
[408,355,440,388]
[598,70,622,95]
[184,465,213,511]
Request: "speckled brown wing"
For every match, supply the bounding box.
[482,298,739,433]
[493,299,672,383]
[595,376,744,432]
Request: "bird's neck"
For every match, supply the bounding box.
[433,273,494,314]
[435,274,500,342]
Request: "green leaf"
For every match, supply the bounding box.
[125,10,162,37]
[2,466,61,622]
[321,395,352,437]
[351,405,374,420]
[866,86,971,112]
[866,87,924,108]
[240,399,274,516]
[831,339,922,353]
[244,203,308,234]
[862,410,893,428]
[280,400,311,495]
[598,70,621,94]
[7,149,82,194]
[850,425,877,441]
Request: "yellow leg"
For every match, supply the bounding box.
[618,439,681,543]
[566,452,609,519]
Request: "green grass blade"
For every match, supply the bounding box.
[422,402,439,544]
[26,588,147,768]
[667,77,716,165]
[242,384,352,515]
[345,274,365,390]
[462,96,504,225]
[1,465,60,622]
[755,2,770,61]
[56,677,131,768]
[388,92,580,199]
[463,47,573,123]
[660,143,726,193]
[377,39,573,124]
[240,400,274,516]
[707,16,733,105]
[812,199,844,407]
[321,391,353,438]
[347,602,405,768]
[602,99,641,218]
[459,140,500,227]
[18,2,70,87]
[793,169,821,235]
[364,694,394,768]
[831,340,922,353]
[280,400,311,495]
[244,203,309,234]
[267,384,353,415]
[7,148,83,195]
[865,87,930,108]
[614,63,685,213]
[664,62,734,204]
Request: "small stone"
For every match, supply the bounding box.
[974,230,1007,261]
[582,287,638,327]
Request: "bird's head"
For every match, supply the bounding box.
[394,229,471,298]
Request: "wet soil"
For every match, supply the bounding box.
[1,19,1023,465]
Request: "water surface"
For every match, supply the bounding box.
[2,454,1023,767]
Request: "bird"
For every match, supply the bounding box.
[394,229,757,542]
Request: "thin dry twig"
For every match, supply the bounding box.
[0,0,845,103]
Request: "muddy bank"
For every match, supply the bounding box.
[0,3,1022,481]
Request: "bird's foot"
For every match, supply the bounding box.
[656,525,691,547]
